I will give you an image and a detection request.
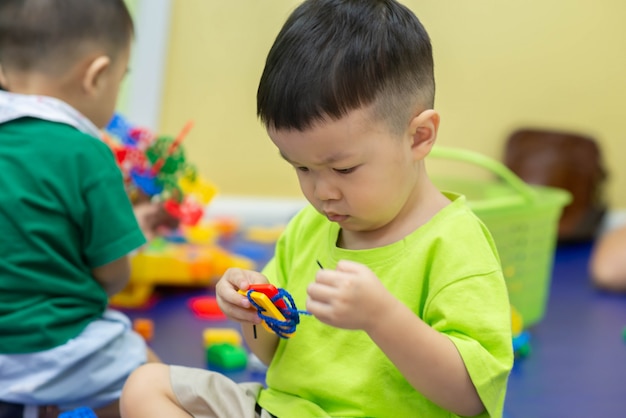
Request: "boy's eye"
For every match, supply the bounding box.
[296,166,309,172]
[334,166,357,174]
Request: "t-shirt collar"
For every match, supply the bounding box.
[0,90,101,139]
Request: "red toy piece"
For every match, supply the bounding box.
[189,296,227,320]
[247,284,288,310]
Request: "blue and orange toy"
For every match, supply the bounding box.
[239,284,309,339]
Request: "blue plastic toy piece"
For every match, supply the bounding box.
[130,168,164,197]
[105,113,135,145]
[58,406,97,418]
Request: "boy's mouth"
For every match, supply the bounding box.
[325,212,348,222]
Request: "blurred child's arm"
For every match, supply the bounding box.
[133,201,179,241]
[92,256,132,296]
[307,260,485,417]
[590,224,626,292]
[216,268,280,365]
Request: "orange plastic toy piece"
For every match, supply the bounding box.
[133,318,154,341]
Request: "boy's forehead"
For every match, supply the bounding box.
[278,148,354,165]
[270,108,397,163]
[268,105,381,137]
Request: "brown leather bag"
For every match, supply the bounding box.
[504,128,608,242]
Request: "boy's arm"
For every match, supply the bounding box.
[241,322,280,366]
[307,260,486,417]
[590,224,626,291]
[367,299,485,416]
[92,255,132,296]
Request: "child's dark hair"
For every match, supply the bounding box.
[0,0,134,75]
[257,0,435,134]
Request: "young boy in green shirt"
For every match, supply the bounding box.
[0,1,160,417]
[121,1,513,417]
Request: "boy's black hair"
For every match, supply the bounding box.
[0,0,134,75]
[257,0,435,134]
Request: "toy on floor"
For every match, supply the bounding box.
[202,328,247,372]
[190,296,227,321]
[58,407,97,418]
[110,240,254,308]
[511,305,531,358]
[133,318,154,342]
[203,328,243,347]
[206,343,248,372]
[239,284,310,339]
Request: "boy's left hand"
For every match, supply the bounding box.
[306,260,393,331]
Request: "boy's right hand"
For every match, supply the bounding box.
[215,268,267,325]
[133,201,179,241]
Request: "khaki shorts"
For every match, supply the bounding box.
[170,365,275,418]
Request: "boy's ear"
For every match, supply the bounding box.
[408,109,440,160]
[82,55,111,96]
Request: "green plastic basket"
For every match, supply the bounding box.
[430,147,571,327]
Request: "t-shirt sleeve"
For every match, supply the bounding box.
[80,142,146,268]
[425,271,513,418]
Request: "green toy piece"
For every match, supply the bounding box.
[206,343,248,372]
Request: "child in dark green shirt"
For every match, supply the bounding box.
[0,1,160,417]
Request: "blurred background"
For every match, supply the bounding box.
[121,0,626,209]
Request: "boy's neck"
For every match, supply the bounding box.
[3,70,87,119]
[4,72,77,103]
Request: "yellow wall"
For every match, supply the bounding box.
[160,1,626,207]
[117,0,140,114]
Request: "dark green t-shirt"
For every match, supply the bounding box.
[0,118,146,353]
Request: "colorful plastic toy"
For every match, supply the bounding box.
[133,318,154,341]
[206,343,248,372]
[511,305,531,358]
[239,284,309,339]
[58,407,97,418]
[244,225,285,244]
[203,328,243,348]
[103,113,218,226]
[189,296,227,321]
[110,242,255,308]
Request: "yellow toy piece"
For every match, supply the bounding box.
[110,243,255,308]
[511,305,524,335]
[203,328,243,348]
[244,225,285,244]
[179,175,218,205]
[183,222,219,245]
[238,289,293,337]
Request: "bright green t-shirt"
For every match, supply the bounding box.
[258,194,513,417]
[0,118,146,354]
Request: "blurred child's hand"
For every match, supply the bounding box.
[306,260,394,331]
[133,201,179,241]
[215,268,267,325]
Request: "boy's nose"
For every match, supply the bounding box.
[313,177,340,201]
